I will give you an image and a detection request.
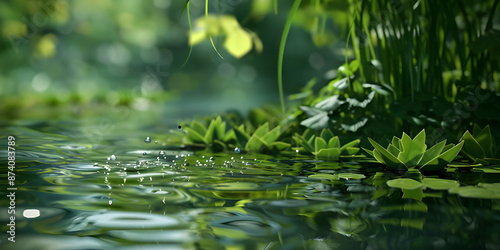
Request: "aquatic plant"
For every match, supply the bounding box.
[364,129,464,171]
[293,128,360,160]
[460,125,500,165]
[182,116,235,152]
[233,122,290,153]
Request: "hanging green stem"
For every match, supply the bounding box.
[206,0,224,59]
[277,0,301,114]
[180,1,192,68]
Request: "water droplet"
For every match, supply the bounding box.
[110,155,117,161]
[178,125,182,129]
[109,200,113,205]
[93,163,98,166]
[155,141,158,144]
[143,152,147,155]
[145,137,151,143]
[234,147,241,154]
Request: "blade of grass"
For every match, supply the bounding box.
[277,0,301,114]
[180,1,193,68]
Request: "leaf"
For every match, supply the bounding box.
[368,138,405,168]
[261,126,280,144]
[449,186,500,199]
[422,178,459,190]
[245,134,266,151]
[320,129,334,143]
[268,141,291,151]
[398,130,427,167]
[391,136,401,150]
[342,147,360,155]
[184,127,207,144]
[308,174,339,181]
[191,120,207,135]
[362,148,374,157]
[328,136,340,148]
[224,29,253,58]
[340,118,368,132]
[300,113,330,130]
[346,91,375,108]
[299,106,324,117]
[233,125,250,148]
[387,144,400,157]
[418,140,447,167]
[338,173,365,179]
[314,95,345,111]
[387,178,423,190]
[293,133,314,153]
[314,137,328,152]
[461,131,486,159]
[340,139,360,151]
[474,125,493,157]
[315,148,341,160]
[254,123,269,137]
[421,141,464,170]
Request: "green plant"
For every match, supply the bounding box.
[364,129,464,171]
[460,125,500,165]
[233,122,290,153]
[182,116,235,151]
[293,128,360,160]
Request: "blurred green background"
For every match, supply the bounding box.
[0,0,348,118]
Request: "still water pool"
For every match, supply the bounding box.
[1,113,500,250]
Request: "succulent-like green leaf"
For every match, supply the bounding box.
[398,130,427,167]
[233,125,250,148]
[368,138,405,168]
[262,126,280,145]
[461,131,486,159]
[320,129,334,143]
[245,134,266,151]
[362,148,374,157]
[254,122,270,137]
[474,125,493,156]
[391,136,401,150]
[342,147,360,155]
[293,133,314,153]
[191,120,207,136]
[268,141,291,151]
[387,144,400,157]
[184,127,207,144]
[418,140,446,167]
[315,137,328,152]
[328,136,340,148]
[315,148,341,160]
[421,141,464,170]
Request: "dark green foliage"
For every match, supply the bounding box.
[460,125,500,165]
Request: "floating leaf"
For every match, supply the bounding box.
[387,178,423,190]
[422,178,459,190]
[338,173,366,179]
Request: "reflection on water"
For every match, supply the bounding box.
[1,117,500,249]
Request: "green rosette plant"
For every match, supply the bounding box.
[293,129,360,160]
[182,116,235,152]
[460,125,500,165]
[364,129,464,171]
[233,122,290,153]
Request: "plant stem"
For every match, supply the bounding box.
[277,0,302,114]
